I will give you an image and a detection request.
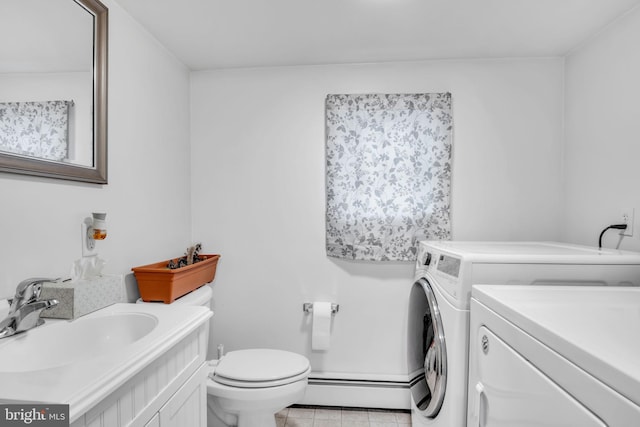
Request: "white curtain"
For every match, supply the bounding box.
[0,100,72,161]
[325,93,453,261]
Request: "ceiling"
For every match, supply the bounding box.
[114,0,640,71]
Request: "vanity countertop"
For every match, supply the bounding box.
[0,302,212,422]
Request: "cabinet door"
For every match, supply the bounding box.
[471,326,605,427]
[159,364,208,427]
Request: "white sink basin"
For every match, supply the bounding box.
[0,312,158,372]
[0,303,212,423]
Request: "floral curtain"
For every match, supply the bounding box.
[0,100,72,161]
[325,93,452,261]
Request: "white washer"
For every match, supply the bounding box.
[407,241,640,427]
[468,285,640,426]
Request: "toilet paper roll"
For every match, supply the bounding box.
[311,302,332,351]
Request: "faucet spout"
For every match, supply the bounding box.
[0,277,59,339]
[0,317,16,339]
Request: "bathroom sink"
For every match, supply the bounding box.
[0,302,212,423]
[0,311,158,372]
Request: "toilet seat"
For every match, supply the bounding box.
[212,349,310,388]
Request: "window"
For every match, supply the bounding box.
[325,93,452,261]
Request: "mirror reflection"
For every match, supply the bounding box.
[0,0,107,184]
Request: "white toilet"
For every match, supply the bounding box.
[138,285,310,427]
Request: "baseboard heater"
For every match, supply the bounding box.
[299,372,411,410]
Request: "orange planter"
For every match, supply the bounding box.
[132,254,220,304]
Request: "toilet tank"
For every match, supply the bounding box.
[137,285,212,309]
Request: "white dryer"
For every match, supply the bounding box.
[468,285,640,426]
[408,241,640,427]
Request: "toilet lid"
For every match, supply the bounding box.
[213,349,310,388]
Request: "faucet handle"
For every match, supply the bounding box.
[13,278,59,306]
[15,278,58,296]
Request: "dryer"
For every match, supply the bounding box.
[468,285,640,426]
[408,241,640,427]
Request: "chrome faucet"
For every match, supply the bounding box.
[0,278,59,339]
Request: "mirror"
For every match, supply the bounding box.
[0,0,107,184]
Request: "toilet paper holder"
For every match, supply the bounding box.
[303,302,339,314]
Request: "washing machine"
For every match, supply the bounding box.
[407,241,640,427]
[468,284,640,426]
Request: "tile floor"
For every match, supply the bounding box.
[276,406,412,427]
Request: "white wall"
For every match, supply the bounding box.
[190,58,564,374]
[0,0,192,300]
[564,6,640,250]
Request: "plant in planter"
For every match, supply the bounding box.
[132,243,220,304]
[167,243,205,269]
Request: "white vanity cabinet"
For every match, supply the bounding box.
[66,306,212,427]
[0,304,212,427]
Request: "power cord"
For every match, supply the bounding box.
[598,224,628,249]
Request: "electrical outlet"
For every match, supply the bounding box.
[81,219,97,257]
[621,209,634,237]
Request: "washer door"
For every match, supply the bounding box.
[407,278,447,418]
